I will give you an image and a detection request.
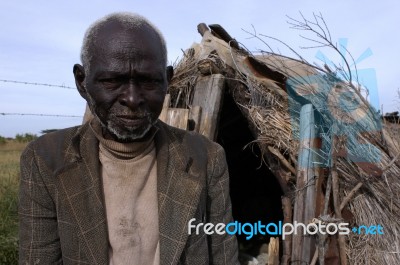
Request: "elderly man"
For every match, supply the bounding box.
[19,12,239,265]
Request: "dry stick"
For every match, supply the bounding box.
[315,171,333,265]
[281,196,292,265]
[382,152,400,172]
[289,152,298,168]
[267,146,297,175]
[174,87,183,108]
[340,182,363,211]
[382,130,400,168]
[310,248,319,265]
[332,170,347,265]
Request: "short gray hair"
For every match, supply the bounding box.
[80,12,167,73]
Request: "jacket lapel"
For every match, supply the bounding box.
[57,121,203,265]
[57,124,109,264]
[155,122,204,265]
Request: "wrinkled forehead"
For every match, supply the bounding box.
[90,21,164,63]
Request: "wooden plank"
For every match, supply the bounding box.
[192,74,225,140]
[198,30,234,68]
[291,103,317,264]
[197,30,223,76]
[281,196,292,265]
[158,94,171,123]
[197,23,209,36]
[198,30,286,98]
[314,138,325,219]
[188,106,202,132]
[268,237,279,265]
[208,24,240,49]
[165,108,189,130]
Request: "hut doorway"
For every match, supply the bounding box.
[216,91,284,257]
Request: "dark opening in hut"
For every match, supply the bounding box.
[217,91,283,257]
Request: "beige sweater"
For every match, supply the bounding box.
[90,121,160,265]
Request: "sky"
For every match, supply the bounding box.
[1,0,399,137]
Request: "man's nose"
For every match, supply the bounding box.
[119,82,144,109]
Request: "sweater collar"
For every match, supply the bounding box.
[89,118,157,160]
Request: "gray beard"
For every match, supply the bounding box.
[105,114,154,142]
[86,94,155,142]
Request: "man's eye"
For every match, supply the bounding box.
[140,80,163,91]
[99,78,123,89]
[140,77,162,85]
[101,78,120,84]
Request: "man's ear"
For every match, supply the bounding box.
[166,65,174,84]
[73,64,87,100]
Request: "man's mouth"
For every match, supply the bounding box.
[115,115,148,127]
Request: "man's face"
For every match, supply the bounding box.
[83,23,167,142]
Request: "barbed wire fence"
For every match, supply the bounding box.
[0,79,75,89]
[0,79,84,136]
[1,113,82,118]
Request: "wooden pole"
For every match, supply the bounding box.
[291,104,317,264]
[188,106,202,133]
[281,196,292,265]
[192,74,225,140]
[159,94,171,123]
[165,108,189,130]
[268,237,280,265]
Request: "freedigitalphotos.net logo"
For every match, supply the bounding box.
[188,219,384,240]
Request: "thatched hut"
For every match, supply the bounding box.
[163,23,400,265]
[82,22,400,265]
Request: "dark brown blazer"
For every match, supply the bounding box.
[19,120,239,265]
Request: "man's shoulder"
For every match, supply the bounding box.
[29,125,82,148]
[22,124,87,162]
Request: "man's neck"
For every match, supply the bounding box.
[90,118,157,159]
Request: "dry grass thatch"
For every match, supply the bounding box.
[167,23,400,264]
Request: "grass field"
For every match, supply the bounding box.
[0,140,27,264]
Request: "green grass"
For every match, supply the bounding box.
[0,140,27,264]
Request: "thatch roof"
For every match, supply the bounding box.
[168,23,400,265]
